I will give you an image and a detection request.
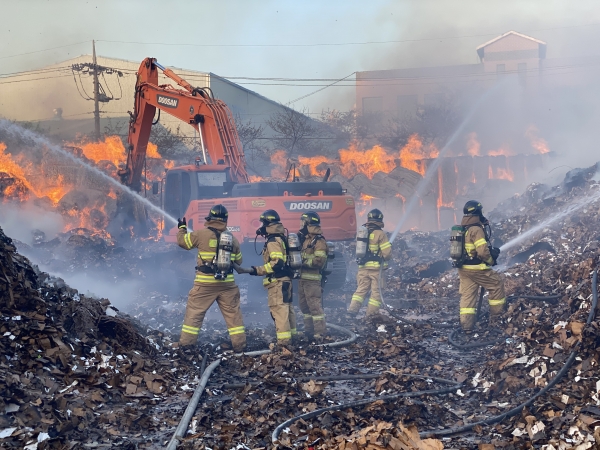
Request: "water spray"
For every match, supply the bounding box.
[500,185,600,252]
[389,79,509,243]
[0,119,178,226]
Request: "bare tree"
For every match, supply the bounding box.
[266,107,320,157]
[235,116,267,174]
[378,92,461,148]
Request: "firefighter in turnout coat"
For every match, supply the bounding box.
[297,211,328,340]
[176,204,246,352]
[458,200,506,331]
[249,210,297,347]
[348,209,392,318]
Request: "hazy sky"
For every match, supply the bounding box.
[2,0,600,111]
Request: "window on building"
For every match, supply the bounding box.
[424,93,443,107]
[397,94,418,115]
[362,97,383,113]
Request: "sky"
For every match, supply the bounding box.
[2,0,600,112]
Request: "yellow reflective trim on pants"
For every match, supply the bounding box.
[290,328,297,335]
[228,326,245,335]
[360,261,381,268]
[351,295,364,302]
[460,308,476,314]
[313,315,325,321]
[489,298,506,306]
[474,238,487,248]
[182,324,200,335]
[300,272,321,281]
[184,234,193,249]
[303,314,312,319]
[368,298,381,307]
[277,331,292,340]
[379,242,391,250]
[461,264,490,270]
[314,250,327,257]
[194,273,234,283]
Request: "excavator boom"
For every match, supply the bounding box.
[119,57,248,191]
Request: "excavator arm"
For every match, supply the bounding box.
[119,57,248,191]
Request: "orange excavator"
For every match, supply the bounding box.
[119,58,356,288]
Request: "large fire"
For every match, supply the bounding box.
[0,136,174,239]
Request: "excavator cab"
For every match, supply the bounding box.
[164,165,233,220]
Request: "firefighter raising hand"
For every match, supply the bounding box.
[175,205,246,353]
[177,217,187,229]
[253,210,297,349]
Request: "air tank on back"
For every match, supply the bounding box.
[215,231,234,278]
[356,226,369,260]
[287,233,303,269]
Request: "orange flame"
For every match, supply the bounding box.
[270,150,289,178]
[248,175,263,182]
[488,146,515,157]
[75,136,126,167]
[466,132,480,156]
[399,134,438,175]
[526,125,550,154]
[488,164,514,181]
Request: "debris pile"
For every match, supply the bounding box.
[0,225,202,448]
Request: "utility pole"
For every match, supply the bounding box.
[92,40,101,141]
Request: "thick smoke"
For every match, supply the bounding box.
[0,202,64,246]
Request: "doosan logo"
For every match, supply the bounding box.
[156,95,179,108]
[284,201,332,211]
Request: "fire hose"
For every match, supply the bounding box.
[271,269,598,444]
[421,268,598,438]
[166,323,357,450]
[271,373,464,444]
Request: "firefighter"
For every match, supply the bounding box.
[458,200,505,332]
[249,210,297,348]
[348,209,392,319]
[297,211,328,342]
[176,204,246,352]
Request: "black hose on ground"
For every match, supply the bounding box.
[271,374,463,444]
[420,269,598,438]
[448,328,504,350]
[167,323,357,448]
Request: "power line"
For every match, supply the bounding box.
[287,72,356,105]
[95,22,600,49]
[0,74,73,85]
[0,41,90,60]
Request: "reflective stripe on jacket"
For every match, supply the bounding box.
[358,228,392,270]
[255,223,291,283]
[460,215,493,269]
[177,220,242,283]
[300,225,328,281]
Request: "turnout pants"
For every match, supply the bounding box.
[179,283,246,351]
[348,268,382,317]
[458,268,506,331]
[267,279,297,345]
[298,279,326,337]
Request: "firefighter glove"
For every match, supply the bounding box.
[249,266,258,276]
[178,217,187,229]
[490,246,501,266]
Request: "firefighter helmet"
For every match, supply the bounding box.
[463,200,483,215]
[367,208,384,221]
[301,211,321,226]
[260,209,281,225]
[205,204,229,222]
